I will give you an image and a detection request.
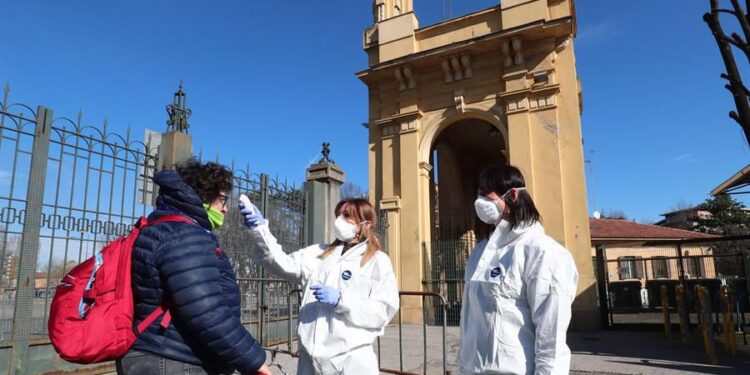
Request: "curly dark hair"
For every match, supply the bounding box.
[175,159,233,203]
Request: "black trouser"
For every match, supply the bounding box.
[116,350,230,375]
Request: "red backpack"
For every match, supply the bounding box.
[48,214,195,364]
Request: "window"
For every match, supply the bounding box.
[685,257,704,278]
[651,257,669,278]
[618,256,644,280]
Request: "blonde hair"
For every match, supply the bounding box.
[319,198,381,267]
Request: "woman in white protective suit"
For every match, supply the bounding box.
[459,165,579,375]
[237,196,399,375]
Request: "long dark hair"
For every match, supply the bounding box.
[478,165,541,229]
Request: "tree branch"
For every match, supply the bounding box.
[731,0,750,59]
[723,73,750,95]
[716,8,739,15]
[730,110,741,124]
[707,0,750,146]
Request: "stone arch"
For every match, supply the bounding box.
[418,108,508,242]
[418,107,508,166]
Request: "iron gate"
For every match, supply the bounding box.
[595,235,750,331]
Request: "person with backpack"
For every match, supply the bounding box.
[238,197,399,375]
[117,160,271,375]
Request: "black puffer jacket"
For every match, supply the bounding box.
[130,170,265,374]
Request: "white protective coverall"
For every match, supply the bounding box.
[247,224,399,375]
[458,220,578,375]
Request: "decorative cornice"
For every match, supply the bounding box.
[380,196,401,211]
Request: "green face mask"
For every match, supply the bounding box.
[203,203,225,230]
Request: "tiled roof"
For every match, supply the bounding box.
[590,218,717,240]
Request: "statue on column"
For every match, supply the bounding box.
[319,142,334,164]
[166,82,192,134]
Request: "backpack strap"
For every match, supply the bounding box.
[147,214,196,227]
[136,301,173,334]
[136,214,198,334]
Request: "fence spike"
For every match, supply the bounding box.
[2,82,9,111]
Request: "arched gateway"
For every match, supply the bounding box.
[357,0,597,329]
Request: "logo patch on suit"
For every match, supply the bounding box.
[341,270,352,280]
[490,267,503,278]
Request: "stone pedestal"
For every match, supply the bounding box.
[158,131,192,170]
[304,162,345,245]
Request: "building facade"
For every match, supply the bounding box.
[358,0,596,328]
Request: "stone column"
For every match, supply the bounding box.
[158,131,193,170]
[305,162,345,245]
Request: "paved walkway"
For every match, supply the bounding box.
[264,325,750,375]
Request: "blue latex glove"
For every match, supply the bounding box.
[310,285,341,307]
[238,194,267,229]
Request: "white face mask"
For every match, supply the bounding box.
[474,196,502,225]
[474,187,526,225]
[334,215,358,242]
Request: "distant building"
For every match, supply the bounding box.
[656,208,712,231]
[590,218,717,285]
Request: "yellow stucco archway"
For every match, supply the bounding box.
[358,0,599,329]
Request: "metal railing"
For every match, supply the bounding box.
[596,235,750,330]
[257,290,451,375]
[378,291,448,375]
[0,86,308,374]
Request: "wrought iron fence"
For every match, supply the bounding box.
[0,87,161,343]
[211,161,307,348]
[422,232,476,326]
[0,85,307,374]
[596,236,750,333]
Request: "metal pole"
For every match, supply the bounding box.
[676,285,689,344]
[677,243,685,283]
[422,295,427,375]
[661,285,671,339]
[441,295,447,375]
[677,243,689,326]
[11,106,52,374]
[287,290,294,354]
[594,246,610,328]
[398,301,404,372]
[259,173,269,345]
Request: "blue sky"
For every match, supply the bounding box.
[1,1,748,223]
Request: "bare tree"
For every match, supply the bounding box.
[340,181,368,200]
[704,0,750,146]
[668,200,695,212]
[603,209,628,220]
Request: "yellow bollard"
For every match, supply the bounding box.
[675,285,688,344]
[661,285,671,339]
[697,286,719,365]
[720,286,737,357]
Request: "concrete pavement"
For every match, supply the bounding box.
[263,325,750,375]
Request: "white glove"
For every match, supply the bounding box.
[238,194,267,229]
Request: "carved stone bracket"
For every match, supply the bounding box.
[501,37,525,68]
[441,53,472,83]
[454,89,465,113]
[394,64,416,91]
